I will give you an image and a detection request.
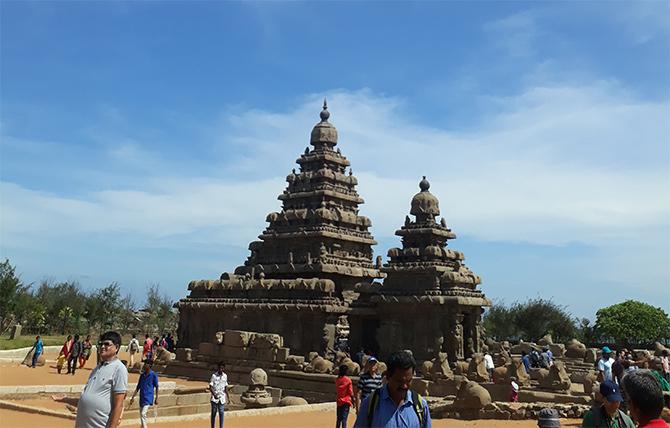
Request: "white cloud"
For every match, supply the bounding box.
[1,86,668,253]
[483,10,539,58]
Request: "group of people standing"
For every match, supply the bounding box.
[127,332,175,367]
[56,334,93,374]
[335,350,432,428]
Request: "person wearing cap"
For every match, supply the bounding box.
[581,380,635,428]
[354,356,382,413]
[598,347,616,383]
[622,370,669,428]
[538,408,561,428]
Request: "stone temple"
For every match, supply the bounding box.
[177,101,490,362]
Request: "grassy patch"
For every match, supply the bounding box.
[0,335,67,350]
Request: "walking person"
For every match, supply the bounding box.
[79,335,92,369]
[354,356,383,413]
[68,334,82,375]
[75,331,128,428]
[59,334,73,372]
[335,364,354,428]
[143,334,153,362]
[28,335,43,368]
[130,361,159,428]
[484,351,495,382]
[622,370,669,427]
[208,361,228,428]
[128,334,140,368]
[353,350,432,428]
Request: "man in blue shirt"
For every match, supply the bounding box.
[130,361,159,428]
[353,350,432,428]
[30,335,43,368]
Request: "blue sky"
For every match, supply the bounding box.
[1,2,669,319]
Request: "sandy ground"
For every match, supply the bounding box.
[0,355,583,427]
[0,350,204,389]
[0,408,583,428]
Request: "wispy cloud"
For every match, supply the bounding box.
[483,10,539,58]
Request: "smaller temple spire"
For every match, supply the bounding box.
[320,97,330,122]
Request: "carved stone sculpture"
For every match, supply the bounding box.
[240,368,273,408]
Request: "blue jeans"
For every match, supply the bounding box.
[210,401,224,428]
[31,351,41,367]
[336,404,350,428]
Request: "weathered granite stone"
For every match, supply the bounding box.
[467,354,489,382]
[584,349,597,363]
[565,339,587,359]
[583,370,597,394]
[199,342,217,356]
[286,355,305,365]
[429,352,454,381]
[240,368,273,408]
[548,343,565,358]
[538,361,571,392]
[454,379,492,409]
[278,396,308,406]
[493,358,530,386]
[276,347,290,363]
[510,341,540,354]
[538,334,554,346]
[305,356,333,374]
[250,333,282,349]
[224,330,252,348]
[654,342,670,357]
[175,348,193,362]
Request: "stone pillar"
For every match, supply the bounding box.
[9,324,21,340]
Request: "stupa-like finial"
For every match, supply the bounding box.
[320,98,330,122]
[419,176,430,191]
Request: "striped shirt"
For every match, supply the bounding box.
[357,372,382,400]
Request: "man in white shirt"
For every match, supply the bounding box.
[598,346,615,382]
[484,351,495,382]
[208,361,228,428]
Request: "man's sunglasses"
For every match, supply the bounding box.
[97,341,116,348]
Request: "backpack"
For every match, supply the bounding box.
[591,406,635,428]
[366,388,426,428]
[129,339,139,353]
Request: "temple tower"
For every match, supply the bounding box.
[350,177,490,362]
[177,102,384,356]
[234,100,383,292]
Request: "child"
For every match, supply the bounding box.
[510,377,520,402]
[56,351,67,374]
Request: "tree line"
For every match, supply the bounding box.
[483,297,670,347]
[0,259,177,337]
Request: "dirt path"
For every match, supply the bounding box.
[0,408,583,428]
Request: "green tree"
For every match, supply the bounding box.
[483,298,577,342]
[143,284,177,335]
[0,259,28,333]
[595,300,670,347]
[58,306,74,334]
[483,301,519,341]
[513,298,577,342]
[86,283,123,331]
[35,280,87,333]
[577,317,597,344]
